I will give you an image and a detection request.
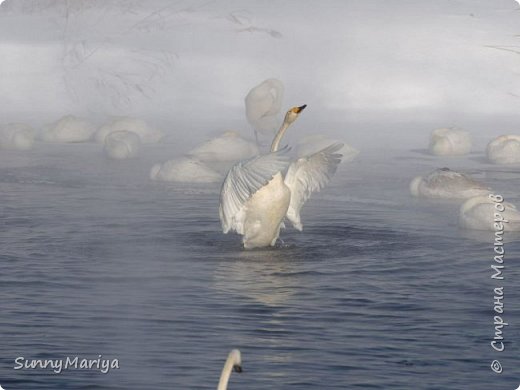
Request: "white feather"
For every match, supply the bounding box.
[284,143,343,230]
[219,147,291,234]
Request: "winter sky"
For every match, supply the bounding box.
[1,0,519,141]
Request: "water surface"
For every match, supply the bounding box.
[1,143,519,389]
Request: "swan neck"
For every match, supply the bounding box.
[217,357,235,390]
[270,121,290,152]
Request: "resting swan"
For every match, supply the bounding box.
[486,135,520,164]
[296,134,359,163]
[40,115,96,143]
[150,157,221,183]
[410,168,490,199]
[103,130,141,160]
[217,349,242,390]
[429,128,471,156]
[459,195,520,231]
[188,131,259,163]
[219,105,343,249]
[95,117,164,144]
[0,123,35,150]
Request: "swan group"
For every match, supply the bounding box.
[219,105,343,249]
[150,131,258,183]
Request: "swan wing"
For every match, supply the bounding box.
[284,143,343,231]
[219,147,291,234]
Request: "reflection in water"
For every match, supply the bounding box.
[212,246,315,384]
[213,247,303,307]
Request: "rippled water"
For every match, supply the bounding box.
[1,142,519,389]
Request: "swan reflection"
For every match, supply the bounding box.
[213,247,303,307]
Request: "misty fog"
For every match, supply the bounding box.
[2,2,520,389]
[2,0,520,150]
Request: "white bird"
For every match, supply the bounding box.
[40,115,96,143]
[95,117,164,144]
[245,78,284,145]
[486,135,520,164]
[103,130,141,160]
[459,195,520,231]
[217,349,242,390]
[0,123,35,150]
[429,128,472,156]
[296,134,359,163]
[188,131,259,163]
[410,168,490,199]
[219,105,343,249]
[150,157,221,183]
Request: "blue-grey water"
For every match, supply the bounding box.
[1,141,519,390]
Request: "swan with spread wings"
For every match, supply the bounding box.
[219,105,343,249]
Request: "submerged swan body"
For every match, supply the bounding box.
[95,117,164,144]
[40,115,96,143]
[429,128,471,156]
[0,123,35,150]
[410,168,490,199]
[188,131,259,163]
[245,78,284,143]
[486,135,520,164]
[219,105,343,249]
[150,157,221,183]
[217,349,242,390]
[459,195,520,231]
[103,130,141,160]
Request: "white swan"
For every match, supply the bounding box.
[486,135,520,164]
[217,349,242,390]
[410,168,490,199]
[296,134,359,163]
[245,78,284,144]
[188,131,259,163]
[459,195,520,231]
[103,130,141,160]
[40,115,96,143]
[95,117,164,144]
[0,123,35,150]
[150,157,221,183]
[219,105,343,249]
[429,128,472,156]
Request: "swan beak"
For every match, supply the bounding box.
[296,104,307,113]
[233,365,243,373]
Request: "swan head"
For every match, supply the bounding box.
[228,349,242,373]
[218,349,243,390]
[283,104,307,125]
